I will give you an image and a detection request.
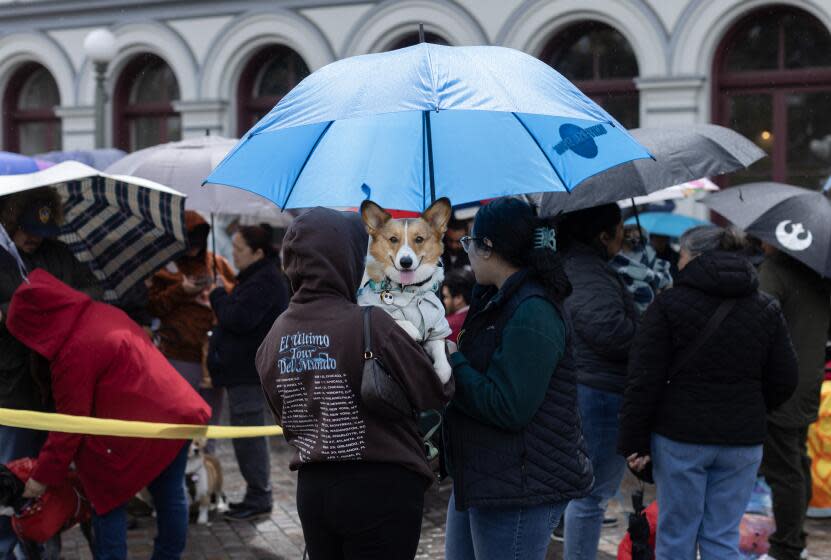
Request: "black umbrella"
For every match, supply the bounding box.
[627,490,655,560]
[704,182,831,277]
[538,124,765,215]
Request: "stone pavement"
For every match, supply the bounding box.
[59,437,831,559]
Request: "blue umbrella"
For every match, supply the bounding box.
[206,44,651,211]
[625,212,710,239]
[0,151,53,175]
[36,149,126,171]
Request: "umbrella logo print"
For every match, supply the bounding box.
[775,220,813,251]
[553,124,607,159]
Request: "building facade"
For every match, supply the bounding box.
[1,0,830,188]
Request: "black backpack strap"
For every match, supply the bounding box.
[668,298,737,382]
[362,306,373,357]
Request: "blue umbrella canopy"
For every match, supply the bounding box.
[625,212,710,239]
[206,43,651,211]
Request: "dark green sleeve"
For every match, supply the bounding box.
[450,297,566,432]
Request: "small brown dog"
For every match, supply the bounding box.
[186,438,226,525]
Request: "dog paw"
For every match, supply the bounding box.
[395,319,421,340]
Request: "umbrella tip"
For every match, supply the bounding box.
[205,128,211,137]
[419,23,425,43]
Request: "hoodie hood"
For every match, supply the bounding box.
[676,251,758,298]
[7,268,92,360]
[282,208,368,304]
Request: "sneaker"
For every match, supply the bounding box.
[602,515,619,528]
[224,506,272,522]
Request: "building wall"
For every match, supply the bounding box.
[0,0,828,150]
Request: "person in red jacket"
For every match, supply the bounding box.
[6,269,211,560]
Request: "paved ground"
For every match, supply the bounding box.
[59,437,831,559]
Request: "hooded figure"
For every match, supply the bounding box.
[6,269,210,517]
[256,208,453,560]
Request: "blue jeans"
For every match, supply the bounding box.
[564,384,626,560]
[92,442,189,560]
[445,490,566,560]
[0,426,48,560]
[652,433,762,560]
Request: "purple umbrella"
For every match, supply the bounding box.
[0,151,54,175]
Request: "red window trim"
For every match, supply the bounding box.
[113,54,180,151]
[3,62,61,153]
[712,7,831,184]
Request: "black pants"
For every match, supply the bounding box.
[760,423,812,560]
[297,462,426,560]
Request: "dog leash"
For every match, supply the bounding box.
[0,408,283,439]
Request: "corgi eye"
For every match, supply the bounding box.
[389,237,399,244]
[415,236,424,244]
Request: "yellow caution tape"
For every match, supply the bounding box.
[0,408,283,439]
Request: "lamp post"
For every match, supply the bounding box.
[83,29,117,149]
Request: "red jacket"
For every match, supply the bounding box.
[7,269,211,514]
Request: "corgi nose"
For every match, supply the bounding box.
[399,256,413,269]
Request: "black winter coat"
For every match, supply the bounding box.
[563,242,638,394]
[208,258,288,387]
[618,251,798,457]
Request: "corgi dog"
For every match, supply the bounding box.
[358,198,453,384]
[185,438,227,525]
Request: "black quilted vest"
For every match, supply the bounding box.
[445,270,594,510]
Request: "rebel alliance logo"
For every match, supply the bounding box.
[553,124,607,159]
[775,220,813,251]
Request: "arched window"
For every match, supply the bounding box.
[387,31,450,50]
[714,7,831,187]
[114,54,181,151]
[237,46,310,136]
[540,21,640,128]
[3,63,61,155]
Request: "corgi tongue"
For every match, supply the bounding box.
[399,270,416,285]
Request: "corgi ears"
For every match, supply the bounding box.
[360,200,391,233]
[423,198,452,234]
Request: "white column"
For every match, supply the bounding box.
[173,100,228,139]
[55,106,96,151]
[636,76,707,128]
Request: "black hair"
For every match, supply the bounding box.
[557,203,622,250]
[443,269,475,305]
[472,198,572,302]
[238,223,278,259]
[447,216,468,232]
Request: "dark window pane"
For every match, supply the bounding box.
[724,93,773,184]
[542,21,638,81]
[254,48,311,99]
[19,121,60,155]
[18,67,60,110]
[167,115,182,143]
[129,117,161,151]
[784,13,831,69]
[786,91,831,189]
[589,93,639,129]
[724,14,779,72]
[130,59,180,104]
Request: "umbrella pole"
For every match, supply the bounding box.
[631,198,645,248]
[423,111,437,205]
[211,212,218,281]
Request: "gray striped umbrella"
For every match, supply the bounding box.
[0,161,186,301]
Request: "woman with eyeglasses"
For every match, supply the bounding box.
[443,198,593,560]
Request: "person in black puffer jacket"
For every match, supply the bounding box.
[619,226,798,559]
[444,199,592,560]
[559,203,637,560]
[208,224,288,521]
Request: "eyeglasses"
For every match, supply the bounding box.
[460,236,484,254]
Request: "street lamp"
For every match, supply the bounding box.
[83,29,117,149]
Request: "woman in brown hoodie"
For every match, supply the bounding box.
[256,208,453,560]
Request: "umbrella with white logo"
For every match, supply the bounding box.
[703,182,831,277]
